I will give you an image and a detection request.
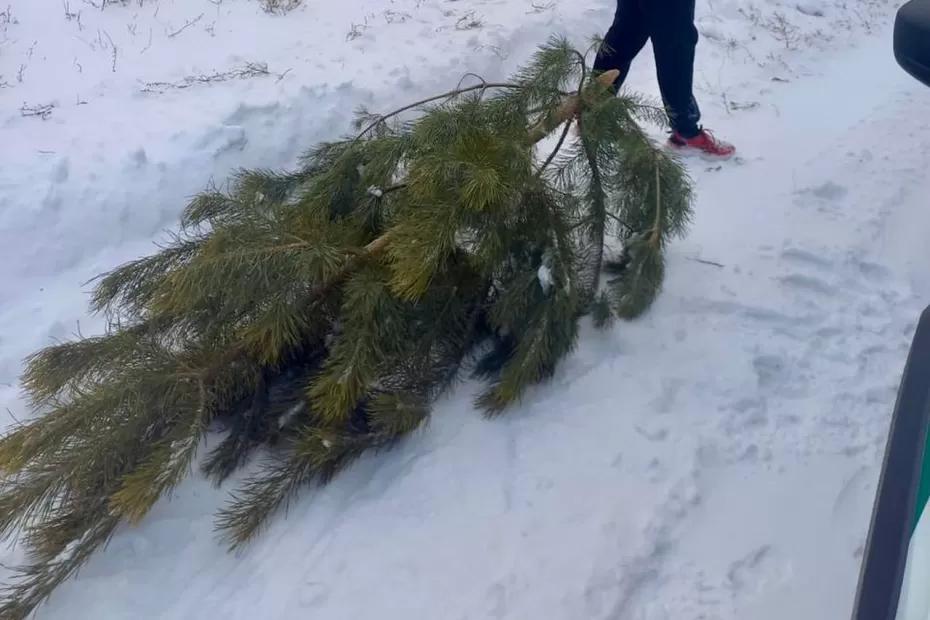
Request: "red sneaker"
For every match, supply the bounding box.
[668,128,735,159]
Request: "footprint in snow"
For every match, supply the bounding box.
[777,272,838,297]
[726,545,792,598]
[806,180,849,201]
[752,354,787,389]
[297,580,331,608]
[703,155,748,172]
[636,424,670,442]
[779,246,836,271]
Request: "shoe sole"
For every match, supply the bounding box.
[666,143,736,161]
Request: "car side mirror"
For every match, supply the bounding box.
[895,0,930,86]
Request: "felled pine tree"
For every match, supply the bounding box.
[0,37,692,617]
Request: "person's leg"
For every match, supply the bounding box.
[643,0,701,137]
[592,0,651,92]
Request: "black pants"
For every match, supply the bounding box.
[594,0,702,137]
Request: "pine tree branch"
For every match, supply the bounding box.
[382,182,407,195]
[525,69,617,144]
[606,211,633,231]
[0,36,696,614]
[649,163,663,248]
[354,81,523,141]
[536,119,574,177]
[314,73,621,301]
[535,52,591,178]
[0,513,120,620]
[339,69,621,297]
[577,122,607,302]
[573,50,588,82]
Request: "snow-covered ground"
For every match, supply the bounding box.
[2,0,928,618]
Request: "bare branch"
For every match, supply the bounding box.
[140,62,274,93]
[140,27,152,54]
[63,1,84,30]
[260,0,302,13]
[346,21,367,41]
[527,1,555,13]
[0,5,15,27]
[455,11,483,30]
[167,13,204,38]
[765,11,801,50]
[689,257,725,268]
[103,30,118,72]
[383,9,411,24]
[20,102,55,120]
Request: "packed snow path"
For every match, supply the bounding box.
[2,1,928,618]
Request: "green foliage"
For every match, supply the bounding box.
[0,35,693,617]
[591,291,616,329]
